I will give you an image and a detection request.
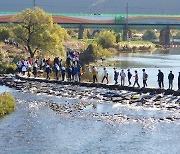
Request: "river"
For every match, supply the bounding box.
[97,48,180,90]
[0,79,180,154]
[1,48,180,153]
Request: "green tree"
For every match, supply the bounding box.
[116,33,122,43]
[12,7,67,58]
[142,30,157,41]
[95,30,116,48]
[0,26,11,41]
[80,43,112,64]
[175,30,180,38]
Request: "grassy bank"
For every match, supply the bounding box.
[117,41,156,52]
[0,92,16,117]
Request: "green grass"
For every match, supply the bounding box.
[0,92,16,117]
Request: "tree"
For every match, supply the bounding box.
[142,30,157,41]
[0,26,11,41]
[116,33,122,43]
[175,30,180,38]
[95,30,116,48]
[12,7,67,58]
[80,43,112,65]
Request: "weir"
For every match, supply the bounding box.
[2,75,179,96]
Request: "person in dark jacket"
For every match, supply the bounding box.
[127,69,132,86]
[113,68,119,84]
[133,70,140,88]
[157,70,164,88]
[168,71,174,90]
[178,72,180,90]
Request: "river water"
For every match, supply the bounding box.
[0,81,180,154]
[1,49,180,153]
[97,48,180,90]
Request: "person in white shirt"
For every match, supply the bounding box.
[27,61,31,77]
[142,69,148,88]
[33,60,38,78]
[120,69,126,86]
[101,67,108,84]
[16,61,22,73]
[61,66,66,81]
[21,65,26,75]
[54,63,60,80]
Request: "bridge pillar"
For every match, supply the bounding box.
[165,28,170,45]
[78,25,84,39]
[159,28,170,46]
[122,26,132,41]
[122,28,128,41]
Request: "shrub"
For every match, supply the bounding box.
[95,30,116,48]
[155,44,162,48]
[0,92,15,116]
[142,30,157,41]
[0,62,17,74]
[116,33,122,43]
[80,43,112,65]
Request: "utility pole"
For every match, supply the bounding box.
[123,2,129,41]
[126,2,128,26]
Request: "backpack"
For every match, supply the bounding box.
[145,73,148,79]
[116,71,119,76]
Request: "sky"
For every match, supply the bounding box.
[0,0,180,15]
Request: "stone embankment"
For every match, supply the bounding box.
[14,75,180,96]
[0,74,180,107]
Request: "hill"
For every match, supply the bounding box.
[0,0,180,15]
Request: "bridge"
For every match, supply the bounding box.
[1,12,180,44]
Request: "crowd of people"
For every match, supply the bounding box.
[16,50,83,82]
[4,39,19,48]
[16,56,180,90]
[94,66,180,90]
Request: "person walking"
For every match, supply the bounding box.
[45,64,51,80]
[78,65,83,82]
[113,68,119,84]
[142,69,148,88]
[157,70,164,88]
[92,66,98,83]
[120,69,126,86]
[74,65,79,82]
[16,60,22,73]
[27,61,32,77]
[61,66,66,81]
[21,64,26,75]
[178,72,180,90]
[168,71,174,90]
[101,67,109,84]
[133,70,140,88]
[33,60,38,78]
[67,66,72,81]
[127,69,132,86]
[54,63,60,80]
